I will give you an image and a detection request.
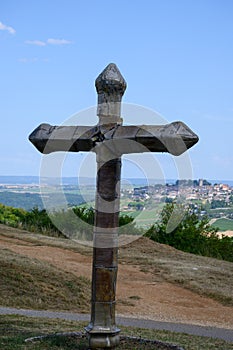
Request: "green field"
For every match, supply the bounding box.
[123,204,164,229]
[212,218,233,231]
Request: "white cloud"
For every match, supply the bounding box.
[18,58,29,63]
[47,38,72,45]
[18,57,38,63]
[0,21,16,34]
[25,40,46,46]
[25,38,72,46]
[18,57,49,63]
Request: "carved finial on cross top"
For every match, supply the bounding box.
[29,63,198,349]
[95,63,127,125]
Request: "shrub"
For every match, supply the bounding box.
[145,203,233,262]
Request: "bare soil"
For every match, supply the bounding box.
[0,225,232,330]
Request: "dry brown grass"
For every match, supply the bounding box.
[0,247,91,312]
[119,237,233,306]
[0,223,233,310]
[0,224,92,255]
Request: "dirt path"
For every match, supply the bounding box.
[0,233,233,330]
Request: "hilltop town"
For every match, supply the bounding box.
[1,179,233,224]
[121,179,233,220]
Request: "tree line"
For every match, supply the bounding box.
[0,202,232,262]
[0,204,140,240]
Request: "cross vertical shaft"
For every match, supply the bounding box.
[86,64,126,348]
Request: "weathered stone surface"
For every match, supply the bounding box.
[29,63,199,349]
[29,122,198,156]
[95,63,126,124]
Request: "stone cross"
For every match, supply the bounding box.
[29,63,198,349]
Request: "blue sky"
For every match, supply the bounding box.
[1,0,233,181]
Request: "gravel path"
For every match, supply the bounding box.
[0,307,232,342]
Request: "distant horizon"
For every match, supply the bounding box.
[1,175,233,186]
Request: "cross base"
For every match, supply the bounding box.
[85,328,120,349]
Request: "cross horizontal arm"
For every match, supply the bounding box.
[29,121,198,156]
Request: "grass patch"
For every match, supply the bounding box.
[0,248,91,312]
[125,207,163,229]
[0,315,232,350]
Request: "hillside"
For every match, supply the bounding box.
[0,224,232,330]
